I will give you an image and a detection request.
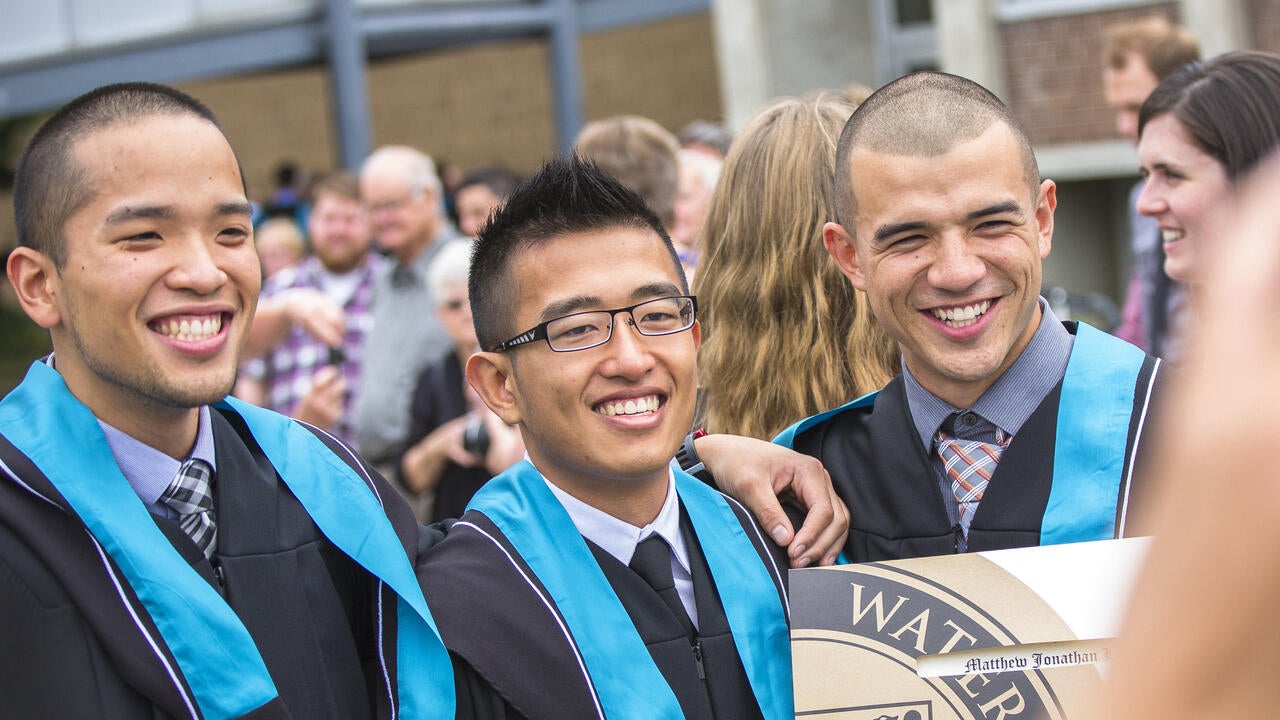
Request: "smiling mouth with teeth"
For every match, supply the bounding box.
[1161,229,1184,243]
[931,300,991,329]
[594,395,661,417]
[152,314,224,342]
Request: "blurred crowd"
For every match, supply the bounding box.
[231,15,1214,525]
[6,8,1280,717]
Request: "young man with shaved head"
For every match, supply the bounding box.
[0,83,452,719]
[776,72,1166,561]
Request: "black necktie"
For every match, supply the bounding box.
[630,534,695,639]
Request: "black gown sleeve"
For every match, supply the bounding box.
[450,651,531,720]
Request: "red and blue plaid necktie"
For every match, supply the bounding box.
[935,429,1010,551]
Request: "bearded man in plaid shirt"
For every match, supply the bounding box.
[238,172,384,444]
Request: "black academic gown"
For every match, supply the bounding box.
[0,407,434,720]
[421,502,789,720]
[789,329,1165,562]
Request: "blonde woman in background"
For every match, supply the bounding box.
[694,93,898,440]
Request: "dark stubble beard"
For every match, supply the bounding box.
[63,306,237,412]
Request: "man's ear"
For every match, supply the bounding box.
[421,186,440,212]
[1035,179,1057,259]
[822,221,867,290]
[465,351,523,426]
[6,247,62,330]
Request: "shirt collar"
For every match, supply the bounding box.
[540,465,692,578]
[903,297,1074,450]
[97,406,218,511]
[391,231,462,286]
[45,352,218,509]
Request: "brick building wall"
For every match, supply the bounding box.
[0,11,721,390]
[1,12,718,277]
[999,3,1180,146]
[181,12,721,203]
[1247,0,1280,54]
[183,68,336,203]
[581,16,722,132]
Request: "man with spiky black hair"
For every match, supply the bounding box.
[419,155,793,720]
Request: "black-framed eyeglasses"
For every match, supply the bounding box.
[492,295,697,353]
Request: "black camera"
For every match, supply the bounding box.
[462,417,490,456]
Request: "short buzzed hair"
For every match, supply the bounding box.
[14,82,230,267]
[1104,15,1200,82]
[469,154,683,352]
[833,71,1040,229]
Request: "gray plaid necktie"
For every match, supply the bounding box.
[160,458,217,559]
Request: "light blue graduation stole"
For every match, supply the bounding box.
[467,460,793,720]
[1040,322,1146,544]
[0,362,454,720]
[773,322,1149,551]
[772,390,879,449]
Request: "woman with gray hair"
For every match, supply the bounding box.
[398,241,524,521]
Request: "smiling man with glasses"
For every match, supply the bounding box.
[418,155,792,720]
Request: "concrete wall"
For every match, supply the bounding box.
[763,2,877,100]
[1041,177,1136,303]
[712,0,876,131]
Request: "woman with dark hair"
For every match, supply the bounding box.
[1136,50,1280,286]
[1093,53,1280,716]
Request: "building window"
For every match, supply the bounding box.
[895,0,934,26]
[873,0,938,84]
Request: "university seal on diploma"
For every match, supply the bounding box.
[790,538,1148,719]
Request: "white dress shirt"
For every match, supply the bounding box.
[542,467,699,628]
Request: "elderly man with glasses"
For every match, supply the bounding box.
[416,155,794,720]
[355,146,464,514]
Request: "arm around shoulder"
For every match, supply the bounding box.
[692,432,849,568]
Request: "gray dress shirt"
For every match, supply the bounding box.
[354,231,463,462]
[902,298,1074,528]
